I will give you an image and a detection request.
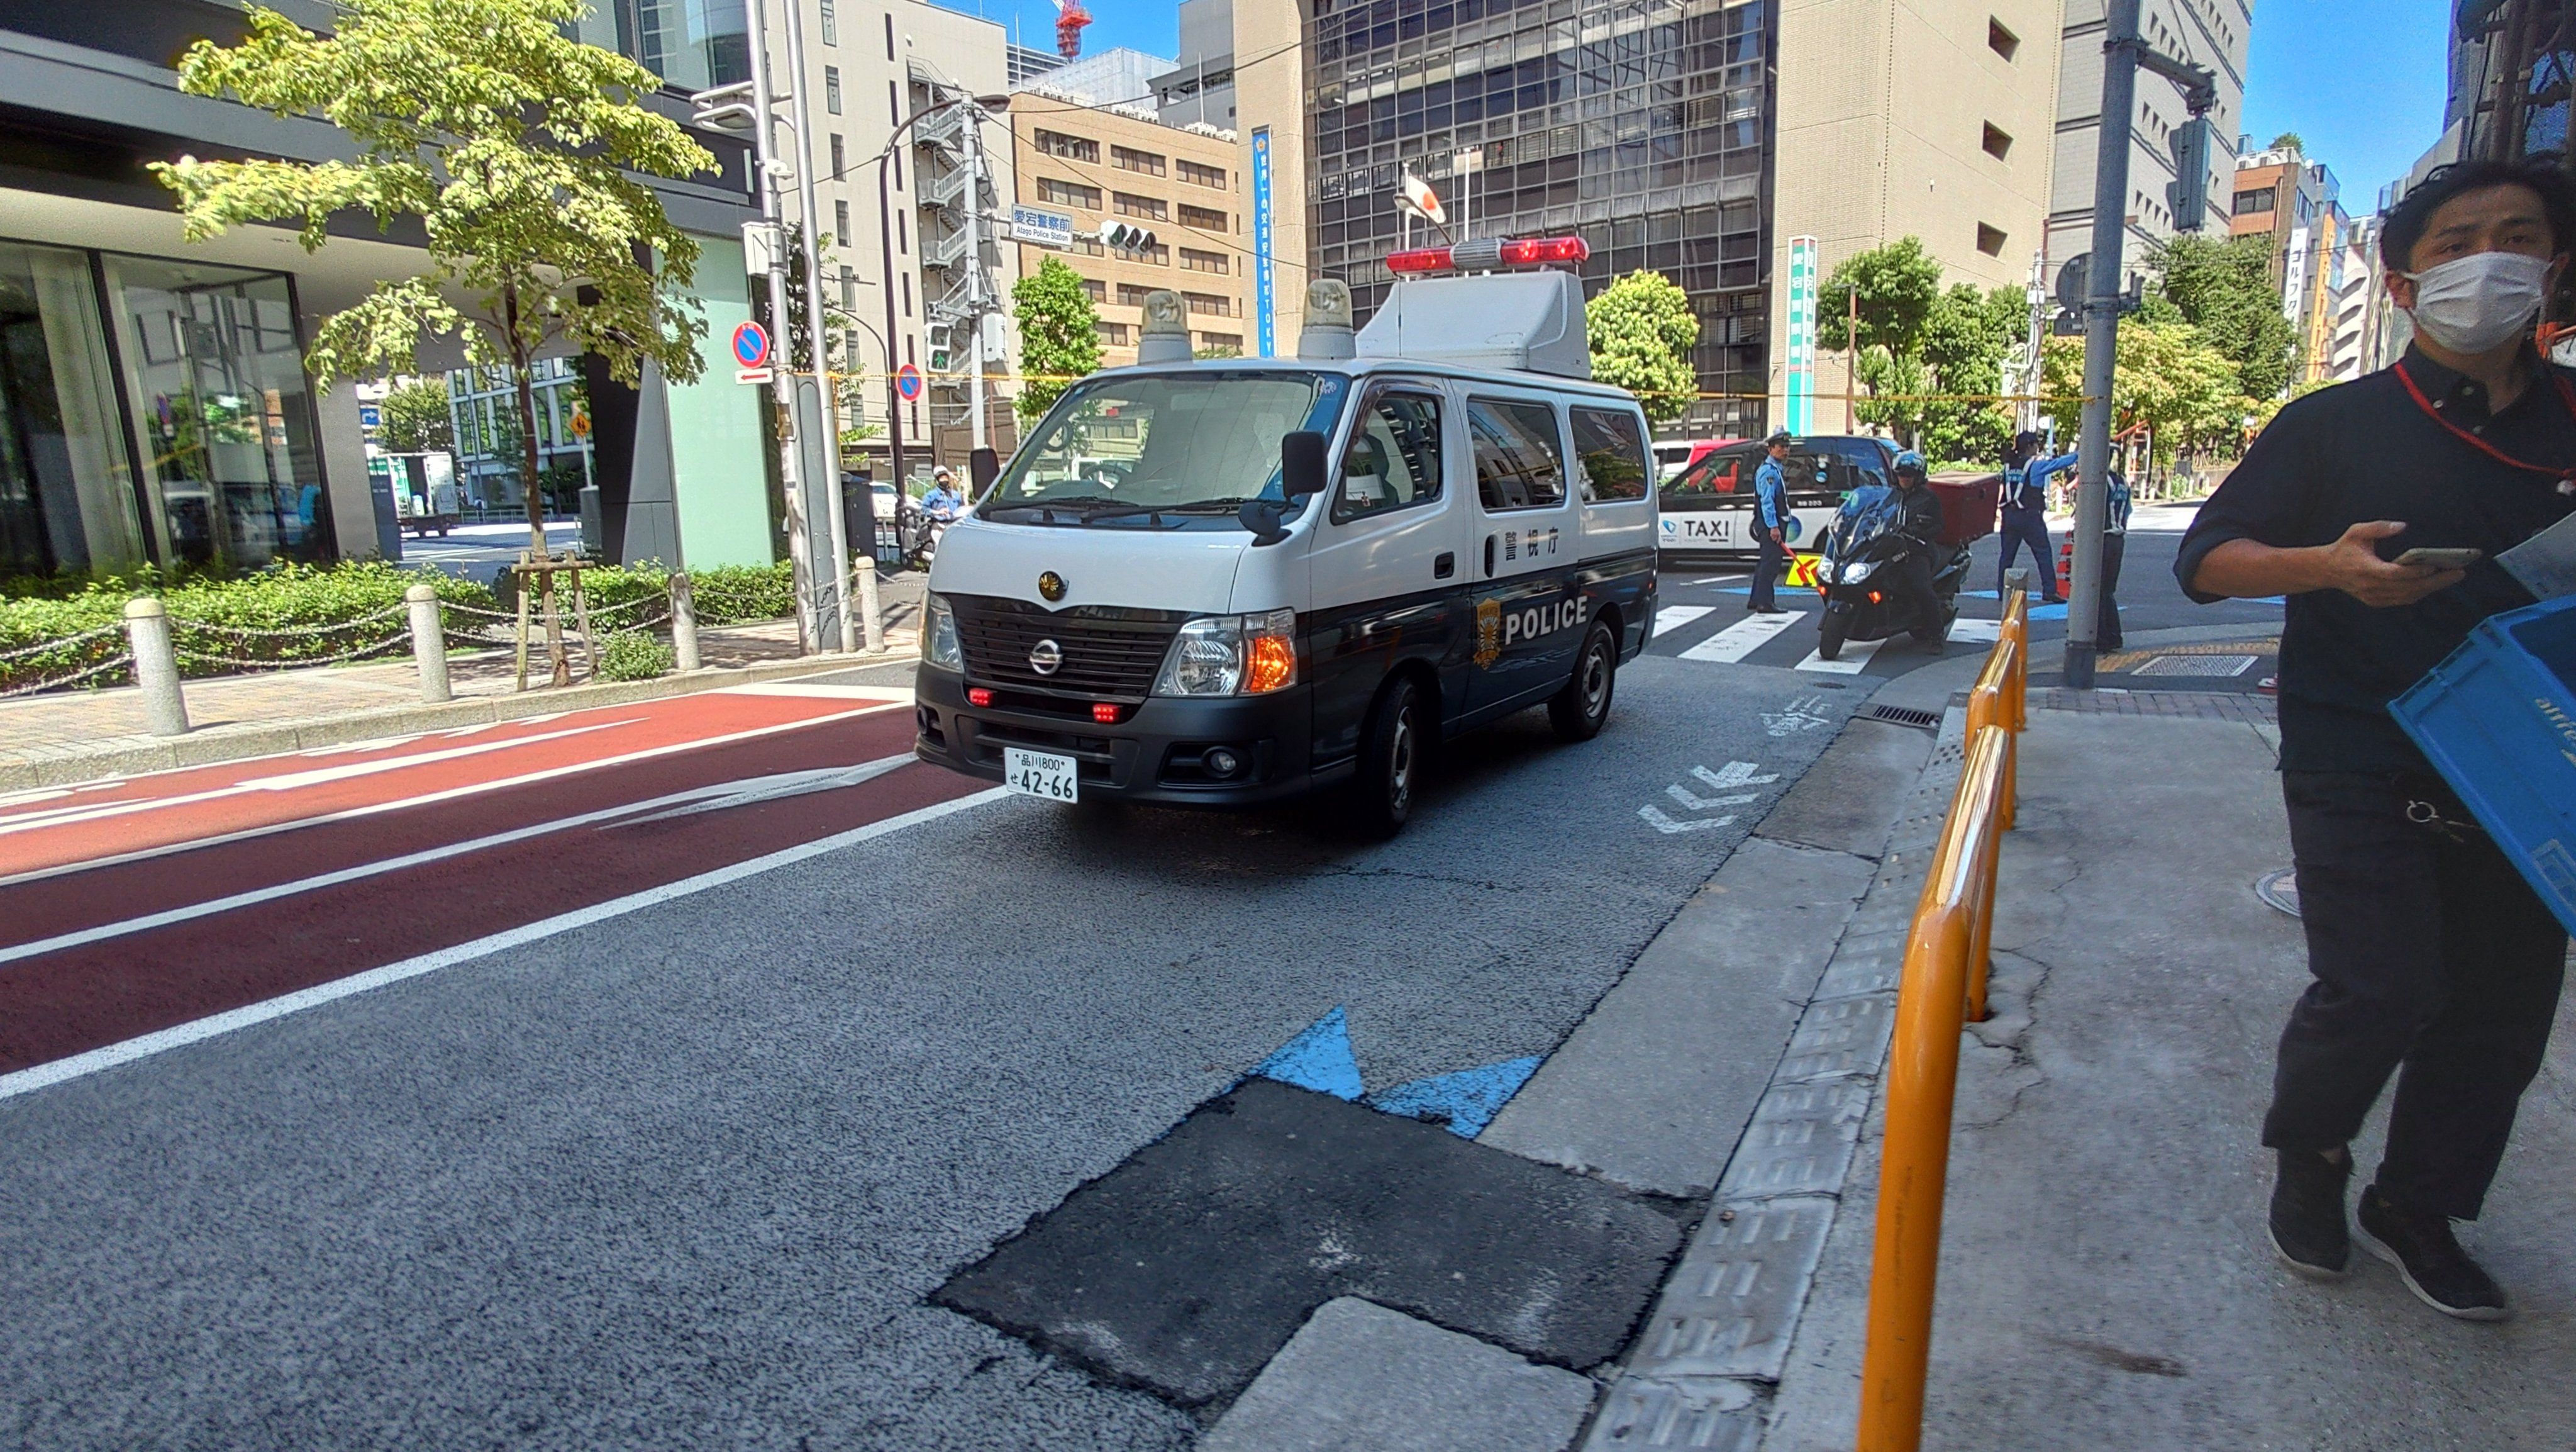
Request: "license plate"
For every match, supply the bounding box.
[1002,746,1079,802]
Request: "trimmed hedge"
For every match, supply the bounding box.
[596,628,675,682]
[521,560,796,627]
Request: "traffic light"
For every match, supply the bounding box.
[1101,221,1158,254]
[2168,117,2210,232]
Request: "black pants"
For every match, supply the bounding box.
[1997,504,2060,601]
[2267,772,2568,1219]
[1748,529,1784,610]
[2097,532,2126,652]
[1892,548,1940,637]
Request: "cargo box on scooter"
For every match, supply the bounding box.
[1928,471,2000,547]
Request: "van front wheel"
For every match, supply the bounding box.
[1548,621,1618,742]
[1349,676,1424,837]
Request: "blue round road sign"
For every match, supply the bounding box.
[896,363,924,401]
[731,321,770,369]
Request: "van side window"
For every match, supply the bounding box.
[1466,398,1566,511]
[1570,407,1650,502]
[1337,392,1443,520]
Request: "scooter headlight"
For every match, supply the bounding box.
[1839,560,1876,584]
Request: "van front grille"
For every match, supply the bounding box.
[948,595,1187,700]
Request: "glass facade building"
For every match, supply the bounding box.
[1303,0,1775,435]
[574,0,753,93]
[0,240,328,577]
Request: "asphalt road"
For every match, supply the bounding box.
[0,501,2273,1449]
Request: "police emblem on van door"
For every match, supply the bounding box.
[1037,571,1067,602]
[1030,639,1063,675]
[1474,598,1502,668]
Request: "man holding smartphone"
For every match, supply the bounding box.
[2178,160,2576,1321]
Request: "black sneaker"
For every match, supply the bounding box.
[2355,1185,2511,1322]
[2267,1146,2352,1280]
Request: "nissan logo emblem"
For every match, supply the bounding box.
[1029,639,1063,676]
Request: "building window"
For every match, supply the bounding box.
[1181,291,1236,317]
[1112,145,1166,176]
[1097,320,1133,345]
[1179,247,1230,274]
[819,0,836,45]
[1038,178,1101,209]
[1987,17,2018,60]
[1981,123,2012,161]
[1196,331,1243,351]
[887,79,899,127]
[835,199,851,247]
[1079,277,1106,301]
[824,65,841,114]
[1134,243,1170,265]
[901,272,911,316]
[884,11,894,60]
[1113,192,1167,221]
[829,133,845,180]
[1117,282,1157,306]
[2234,188,2273,216]
[1975,222,2007,256]
[1177,158,1226,188]
[897,210,908,254]
[1177,203,1228,231]
[840,266,857,310]
[1035,128,1100,162]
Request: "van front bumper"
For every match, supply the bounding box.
[913,667,1327,807]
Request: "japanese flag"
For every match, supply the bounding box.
[1401,173,1447,225]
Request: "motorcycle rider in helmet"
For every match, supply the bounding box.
[1887,450,1948,644]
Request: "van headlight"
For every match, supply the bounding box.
[1837,560,1875,584]
[923,593,962,670]
[1154,609,1298,696]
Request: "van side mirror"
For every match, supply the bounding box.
[1241,430,1330,547]
[969,447,999,500]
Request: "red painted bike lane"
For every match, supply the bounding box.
[0,686,997,1079]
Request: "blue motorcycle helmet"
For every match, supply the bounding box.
[1892,449,1927,479]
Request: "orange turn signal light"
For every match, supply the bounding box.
[1245,634,1296,694]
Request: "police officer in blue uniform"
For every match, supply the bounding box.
[1747,430,1792,614]
[1999,432,2073,603]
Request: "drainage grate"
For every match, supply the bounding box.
[1861,703,1942,730]
[2130,653,2258,678]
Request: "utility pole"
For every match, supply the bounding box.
[960,91,992,455]
[730,0,815,655]
[2068,0,2215,688]
[2021,250,2048,437]
[1845,291,1859,433]
[781,0,853,651]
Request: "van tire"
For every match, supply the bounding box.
[1349,676,1424,837]
[1548,621,1618,742]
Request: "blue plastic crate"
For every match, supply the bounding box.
[2392,594,2576,935]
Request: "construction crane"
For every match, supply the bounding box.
[1051,0,1092,58]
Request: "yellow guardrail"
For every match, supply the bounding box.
[1856,588,2028,1451]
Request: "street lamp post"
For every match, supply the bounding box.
[780,0,854,651]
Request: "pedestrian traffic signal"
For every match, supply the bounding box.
[1101,221,1158,254]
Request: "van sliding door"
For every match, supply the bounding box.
[1463,394,1582,718]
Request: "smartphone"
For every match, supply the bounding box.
[2394,547,2482,570]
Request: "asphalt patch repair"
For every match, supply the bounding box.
[933,1078,1687,1409]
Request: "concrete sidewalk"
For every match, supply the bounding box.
[0,580,923,789]
[1766,701,2576,1449]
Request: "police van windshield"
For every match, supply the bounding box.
[984,371,1348,525]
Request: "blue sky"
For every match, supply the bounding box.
[936,0,2453,208]
[2240,0,2453,208]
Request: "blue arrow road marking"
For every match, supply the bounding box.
[1252,1007,1364,1101]
[1368,1057,1544,1139]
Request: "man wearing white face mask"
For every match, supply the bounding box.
[2178,160,2576,1324]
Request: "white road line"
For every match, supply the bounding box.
[1948,617,2002,644]
[1794,639,1885,675]
[0,751,921,966]
[1689,575,1748,585]
[1652,605,1715,638]
[0,787,1010,1103]
[0,704,904,890]
[1679,610,1804,664]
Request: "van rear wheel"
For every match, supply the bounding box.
[1348,676,1424,838]
[1548,622,1618,742]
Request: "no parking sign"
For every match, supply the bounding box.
[732,321,772,383]
[896,364,924,401]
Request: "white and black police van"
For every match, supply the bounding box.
[913,236,1658,834]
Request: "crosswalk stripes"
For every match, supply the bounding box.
[1792,637,1884,674]
[1677,610,1804,663]
[1652,605,1716,638]
[1948,617,2002,644]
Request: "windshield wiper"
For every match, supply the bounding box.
[977,495,1129,525]
[1157,496,1267,514]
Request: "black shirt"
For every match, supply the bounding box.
[1892,481,1944,544]
[2175,345,2576,774]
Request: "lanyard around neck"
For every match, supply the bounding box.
[2394,359,2576,483]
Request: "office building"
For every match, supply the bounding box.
[1009,67,1248,368]
[0,0,763,577]
[2044,0,2251,298]
[1152,0,1238,131]
[2232,141,2346,384]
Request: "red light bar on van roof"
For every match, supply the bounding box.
[1385,235,1591,275]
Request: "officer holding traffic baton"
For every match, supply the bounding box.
[2177,159,2576,1322]
[1746,430,1791,615]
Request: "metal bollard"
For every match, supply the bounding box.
[854,554,885,654]
[406,583,451,703]
[122,597,189,737]
[669,571,701,672]
[2004,565,2031,598]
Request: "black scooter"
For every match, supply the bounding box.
[1814,505,1969,660]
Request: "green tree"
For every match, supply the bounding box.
[2041,318,2246,462]
[1586,269,1700,422]
[2268,131,2304,153]
[153,0,714,685]
[376,377,454,453]
[1819,237,1945,355]
[2151,233,2299,400]
[1916,284,2023,466]
[1013,257,1102,420]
